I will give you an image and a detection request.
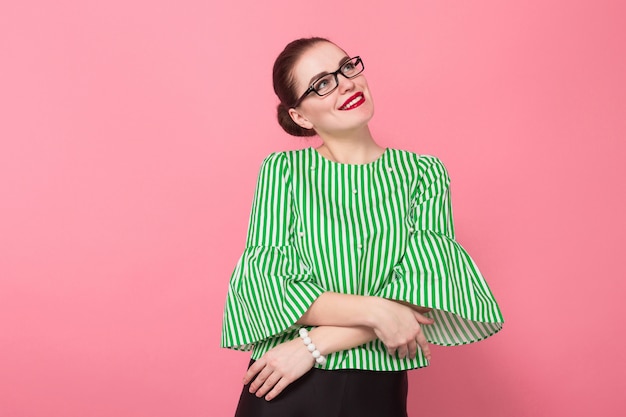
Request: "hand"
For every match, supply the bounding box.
[242,338,315,401]
[369,298,434,360]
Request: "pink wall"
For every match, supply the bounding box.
[1,1,624,416]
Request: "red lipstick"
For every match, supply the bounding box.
[339,93,365,110]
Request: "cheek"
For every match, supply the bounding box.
[302,97,336,119]
[360,79,372,96]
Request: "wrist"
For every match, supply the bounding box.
[299,328,327,366]
[309,325,377,356]
[362,296,385,329]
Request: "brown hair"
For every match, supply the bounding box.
[272,37,331,137]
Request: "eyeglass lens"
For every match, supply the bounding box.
[312,58,363,96]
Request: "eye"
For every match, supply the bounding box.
[342,60,357,75]
[315,79,328,89]
[313,75,334,94]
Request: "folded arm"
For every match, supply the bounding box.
[297,292,433,358]
[244,293,434,401]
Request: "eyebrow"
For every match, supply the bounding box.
[307,56,351,85]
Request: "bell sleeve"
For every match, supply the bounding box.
[221,152,325,351]
[376,156,504,346]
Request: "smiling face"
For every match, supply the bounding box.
[288,42,374,139]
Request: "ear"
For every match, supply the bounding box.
[288,108,314,131]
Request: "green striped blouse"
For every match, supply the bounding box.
[221,147,503,371]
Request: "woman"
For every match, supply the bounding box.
[221,37,504,417]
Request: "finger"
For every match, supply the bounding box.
[407,338,418,359]
[249,367,274,394]
[397,344,409,359]
[415,329,431,360]
[255,373,282,398]
[265,377,290,401]
[414,310,435,325]
[387,346,397,357]
[243,360,266,385]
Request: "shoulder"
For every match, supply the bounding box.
[259,148,310,166]
[257,151,291,175]
[258,148,313,176]
[256,149,311,185]
[252,153,288,188]
[417,154,449,180]
[259,151,287,168]
[388,149,449,181]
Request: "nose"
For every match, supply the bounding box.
[337,75,355,94]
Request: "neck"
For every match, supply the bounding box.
[316,126,384,164]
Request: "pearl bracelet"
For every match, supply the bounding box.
[298,328,327,366]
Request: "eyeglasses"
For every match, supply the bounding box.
[291,56,365,108]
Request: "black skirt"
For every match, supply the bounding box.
[234,360,408,417]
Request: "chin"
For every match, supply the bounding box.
[352,105,374,125]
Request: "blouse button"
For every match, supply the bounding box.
[353,189,358,194]
[357,244,363,249]
[298,231,305,237]
[310,165,315,170]
[387,167,393,172]
[408,227,414,233]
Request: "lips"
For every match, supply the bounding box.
[339,92,365,110]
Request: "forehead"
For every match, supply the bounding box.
[292,42,349,87]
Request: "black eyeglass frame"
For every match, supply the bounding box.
[290,56,364,109]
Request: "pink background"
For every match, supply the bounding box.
[1,1,625,416]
